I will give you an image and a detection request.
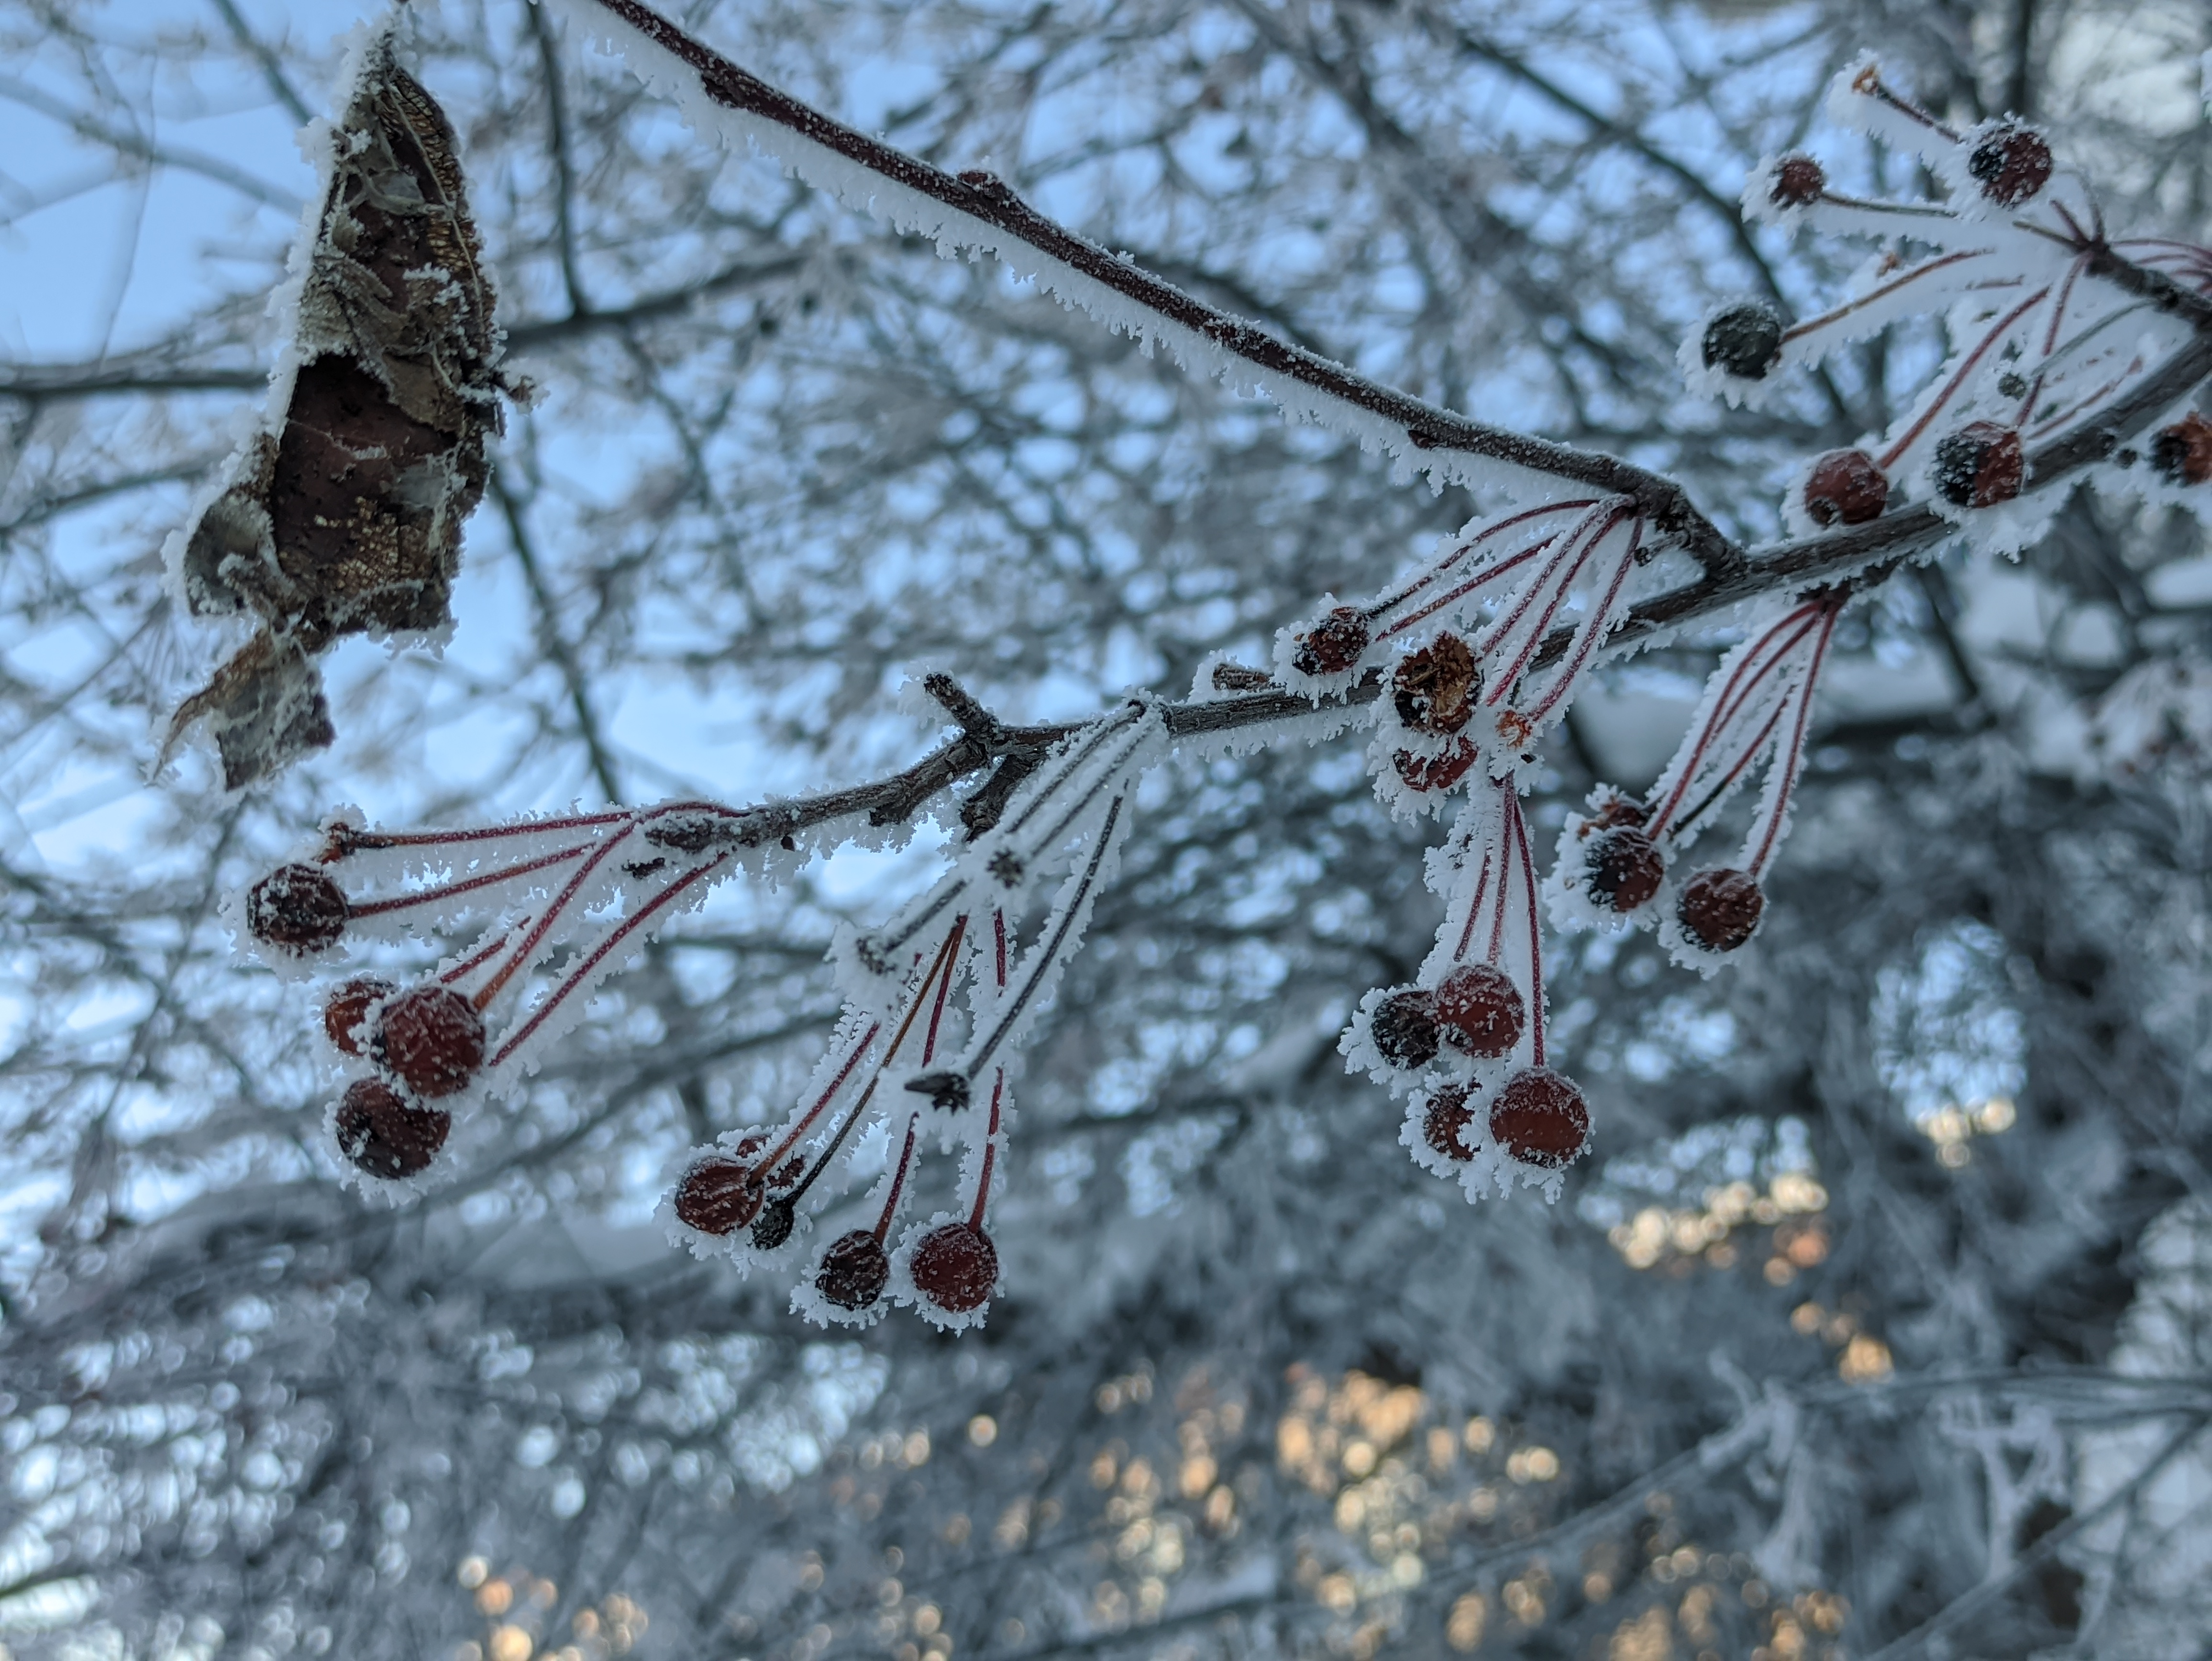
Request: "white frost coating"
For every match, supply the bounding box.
[544,0,1583,507]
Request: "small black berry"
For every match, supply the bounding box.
[816,1230,891,1310]
[247,863,349,952]
[1701,302,1784,381]
[1371,989,1441,1068]
[1933,421,2024,508]
[1677,868,1765,952]
[751,1196,796,1251]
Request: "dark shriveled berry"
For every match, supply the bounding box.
[1391,635,1479,734]
[1701,302,1784,381]
[1370,989,1441,1069]
[1422,1085,1478,1163]
[750,1196,796,1251]
[2150,413,2212,487]
[1933,422,2024,509]
[1291,607,1371,676]
[334,1078,450,1180]
[816,1230,891,1311]
[370,984,486,1099]
[1584,827,1665,912]
[247,863,349,952]
[1433,963,1526,1060]
[909,1222,999,1313]
[323,975,395,1056]
[1677,868,1766,952]
[674,1154,767,1235]
[1393,738,1479,794]
[1801,449,1889,527]
[1488,1068,1591,1170]
[1768,154,1825,209]
[1967,124,2053,207]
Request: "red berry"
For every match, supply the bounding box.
[1291,607,1371,676]
[816,1230,891,1310]
[333,1077,450,1180]
[1370,989,1441,1069]
[1933,422,2024,508]
[1393,738,1479,794]
[1488,1067,1591,1170]
[1391,635,1478,734]
[323,975,394,1056]
[370,984,486,1099]
[1768,154,1825,208]
[1701,302,1783,381]
[909,1222,999,1313]
[1802,449,1888,526]
[1967,124,2052,207]
[1422,1085,1477,1163]
[1432,963,1525,1059]
[674,1154,766,1235]
[1677,868,1765,952]
[2151,413,2212,487]
[1584,827,1664,912]
[247,863,349,952]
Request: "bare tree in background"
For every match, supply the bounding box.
[5,1,2212,1659]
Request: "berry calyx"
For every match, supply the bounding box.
[1933,422,2024,509]
[1802,449,1889,527]
[1966,124,2052,207]
[1370,989,1441,1069]
[1422,1085,1477,1163]
[1584,827,1664,913]
[1488,1068,1591,1170]
[1432,963,1526,1059]
[751,1196,796,1251]
[1291,607,1371,676]
[1768,154,1825,209]
[816,1230,891,1311]
[1701,302,1784,381]
[2150,413,2212,487]
[673,1153,767,1235]
[1391,635,1479,734]
[370,984,486,1099]
[909,1222,999,1313]
[323,975,395,1056]
[1677,868,1766,952]
[246,863,349,952]
[333,1078,450,1180]
[1393,739,1479,794]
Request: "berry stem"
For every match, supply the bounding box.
[1517,513,1643,726]
[1375,541,1549,642]
[757,1021,882,1175]
[472,831,635,1009]
[1507,789,1545,1067]
[1368,500,1593,624]
[346,840,596,921]
[968,1069,1004,1230]
[1747,602,1843,877]
[439,926,519,986]
[1780,250,1987,345]
[874,1113,920,1242]
[921,913,970,1064]
[1646,603,1820,839]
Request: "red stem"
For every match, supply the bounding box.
[1519,514,1642,724]
[968,1069,1005,1229]
[1878,288,2051,470]
[472,833,634,1009]
[1646,605,1819,838]
[874,1114,920,1242]
[1748,604,1844,876]
[348,840,596,920]
[1507,791,1544,1067]
[1780,249,1987,344]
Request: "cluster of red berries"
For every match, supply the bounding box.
[672,1147,1000,1318]
[1419,1068,1590,1172]
[1569,802,1767,954]
[1387,631,1484,793]
[249,861,490,1183]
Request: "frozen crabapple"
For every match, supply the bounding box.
[1433,963,1526,1059]
[1934,422,2025,508]
[1487,1068,1591,1170]
[1393,738,1479,795]
[1584,826,1665,912]
[909,1222,999,1313]
[751,1196,796,1251]
[1802,449,1889,527]
[322,975,394,1056]
[1677,868,1766,952]
[1967,123,2053,207]
[1768,154,1825,209]
[370,984,486,1099]
[816,1230,891,1311]
[1291,606,1371,676]
[1370,988,1441,1068]
[1392,634,1478,734]
[1701,302,1784,381]
[247,863,349,952]
[2151,413,2212,487]
[674,1151,767,1235]
[1421,1084,1477,1163]
[333,1078,450,1180]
